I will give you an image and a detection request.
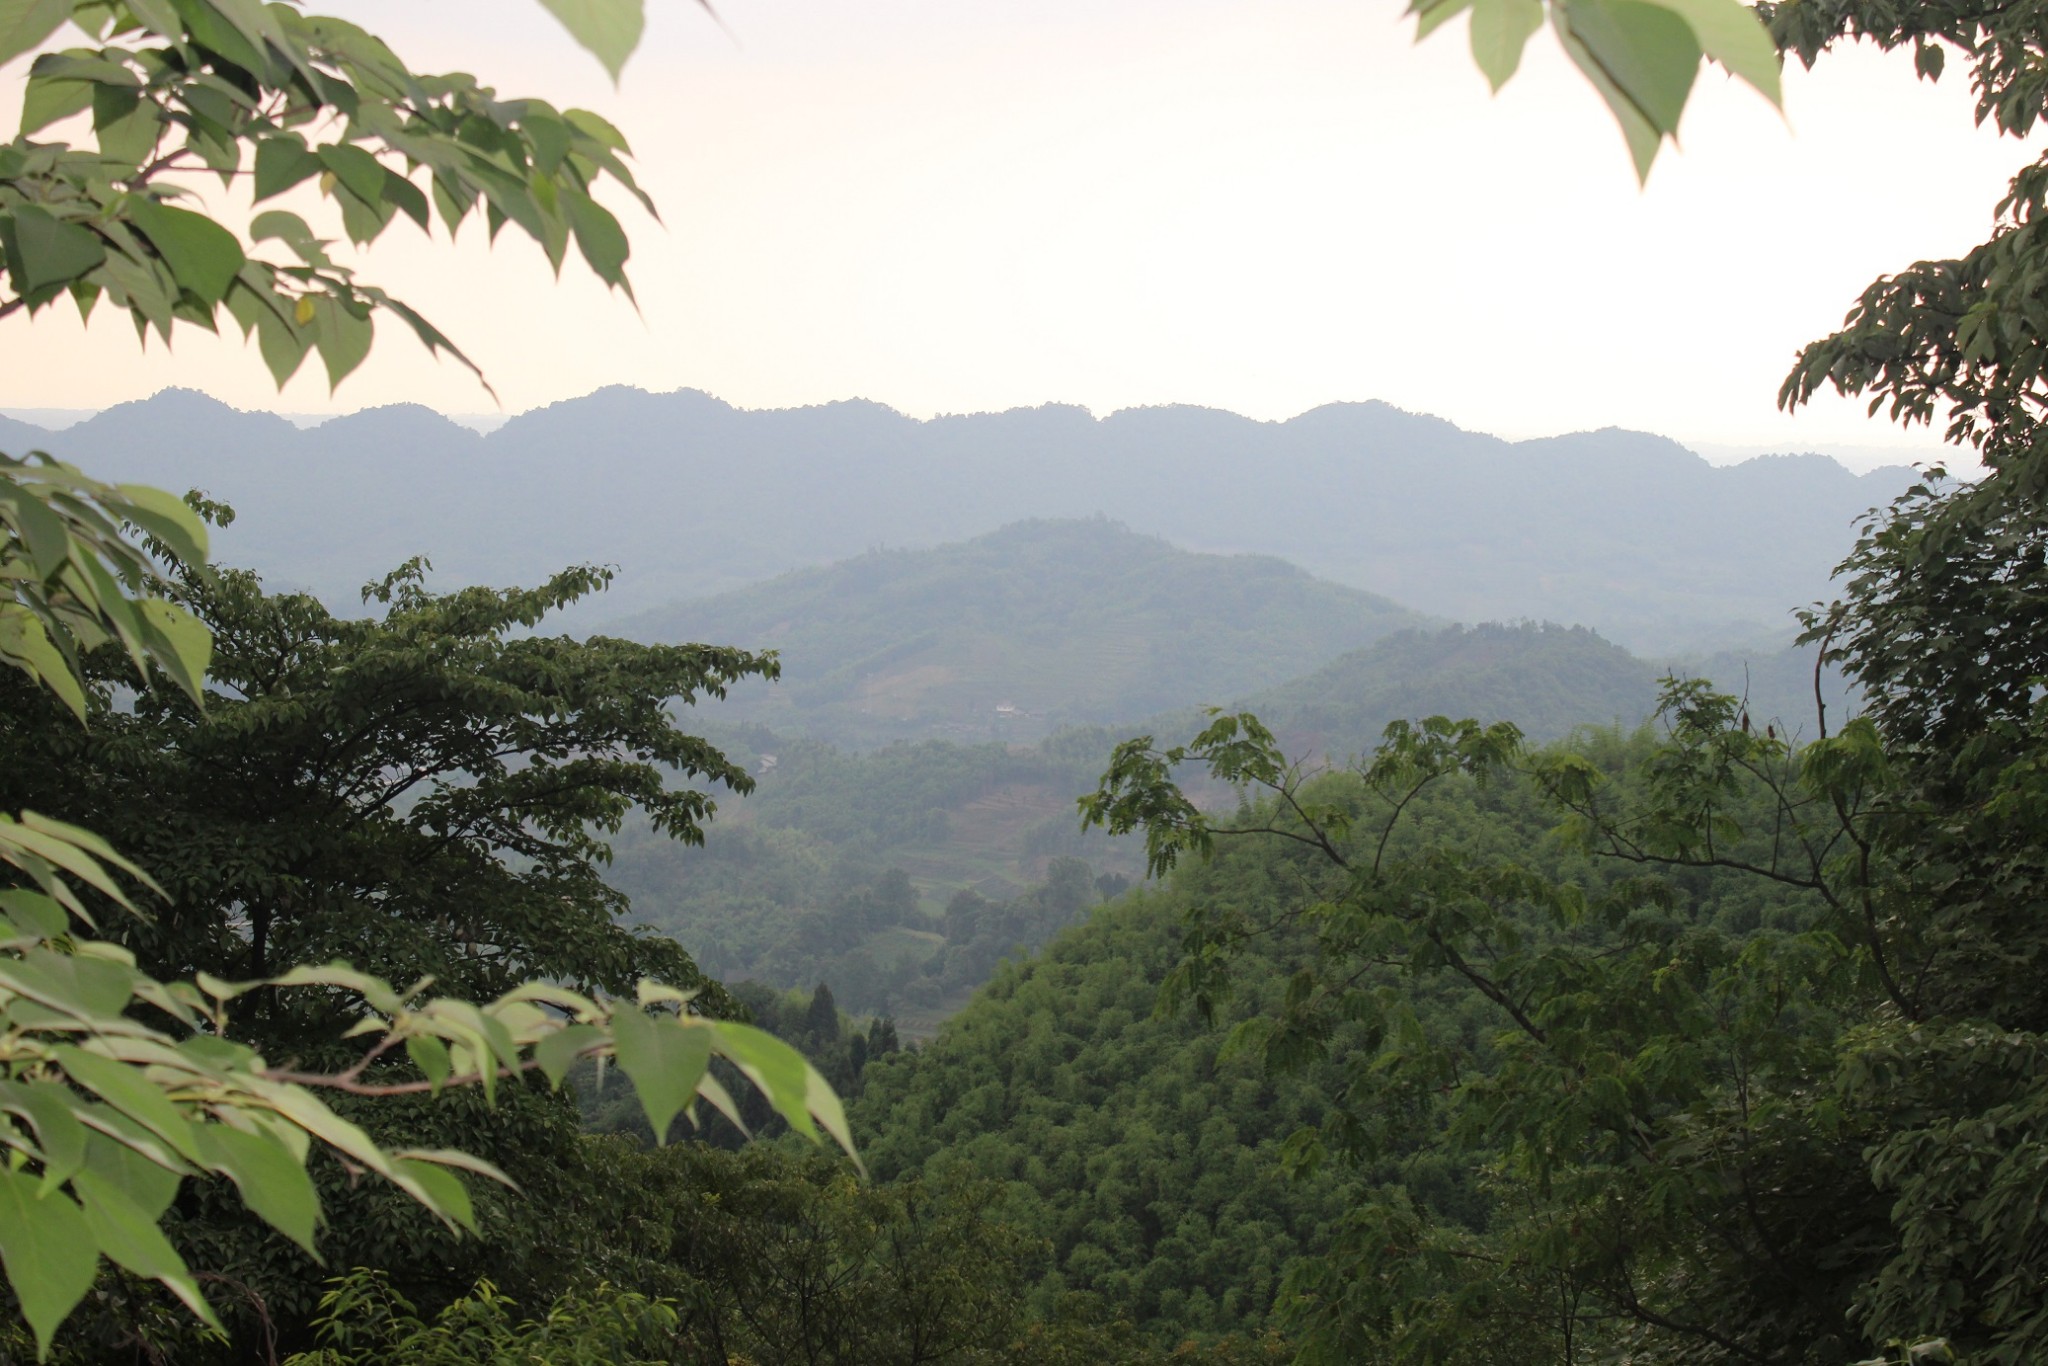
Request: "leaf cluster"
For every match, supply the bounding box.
[1,0,652,392]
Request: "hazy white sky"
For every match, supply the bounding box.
[1,1,2032,468]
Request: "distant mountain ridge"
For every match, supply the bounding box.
[626,518,1423,748]
[4,386,1915,650]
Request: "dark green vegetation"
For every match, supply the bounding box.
[851,720,1838,1351]
[606,722,1140,1029]
[0,524,1300,1364]
[10,389,1908,652]
[615,519,1419,748]
[0,555,775,1356]
[0,4,856,1357]
[605,620,1839,1036]
[275,1143,1293,1366]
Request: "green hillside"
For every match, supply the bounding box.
[609,722,1142,1030]
[854,887,1364,1343]
[612,519,1423,748]
[1225,621,1658,754]
[611,622,1813,1033]
[851,725,1832,1348]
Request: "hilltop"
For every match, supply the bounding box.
[622,519,1422,747]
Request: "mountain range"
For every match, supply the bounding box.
[0,386,1916,652]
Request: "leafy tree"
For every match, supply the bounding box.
[283,1269,688,1366]
[0,3,856,1358]
[288,1139,1305,1366]
[0,546,839,1352]
[803,982,841,1044]
[1059,0,2048,1356]
[1080,705,1873,1362]
[0,556,768,1011]
[0,0,656,389]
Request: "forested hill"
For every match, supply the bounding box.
[848,734,1838,1347]
[13,387,1914,652]
[1182,621,1847,757]
[618,519,1421,747]
[1211,622,1657,754]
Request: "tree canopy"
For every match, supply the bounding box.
[0,3,859,1356]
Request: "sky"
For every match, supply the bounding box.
[0,0,2034,470]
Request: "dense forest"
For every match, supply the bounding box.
[850,725,1835,1347]
[6,0,2048,1364]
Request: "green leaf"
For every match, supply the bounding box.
[164,0,267,75]
[610,1010,710,1143]
[112,483,210,566]
[19,946,135,1019]
[253,304,310,386]
[0,1168,97,1359]
[54,1047,201,1164]
[18,810,158,899]
[0,1082,89,1192]
[383,171,430,232]
[81,1131,182,1222]
[72,1170,219,1328]
[389,1147,512,1188]
[1411,0,1477,40]
[306,293,373,390]
[0,0,68,67]
[92,80,161,166]
[532,1022,603,1087]
[0,889,68,939]
[129,200,246,308]
[535,0,645,82]
[711,1021,817,1141]
[1559,0,1701,136]
[1654,0,1781,105]
[317,142,387,207]
[190,1123,321,1255]
[265,963,405,1015]
[562,188,630,291]
[122,0,182,39]
[1913,38,1944,81]
[391,1157,473,1231]
[405,1034,451,1091]
[1554,6,1666,181]
[1469,0,1545,91]
[252,136,322,201]
[4,478,72,577]
[0,622,85,718]
[18,64,92,136]
[136,599,212,702]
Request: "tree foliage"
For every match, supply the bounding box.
[1411,0,1782,179]
[0,0,654,392]
[0,3,864,1357]
[0,555,772,1007]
